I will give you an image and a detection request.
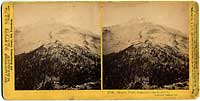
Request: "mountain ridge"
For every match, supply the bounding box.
[103,41,189,89]
[15,40,100,90]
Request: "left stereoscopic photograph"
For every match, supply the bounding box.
[14,2,101,90]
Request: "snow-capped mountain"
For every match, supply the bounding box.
[15,22,100,55]
[103,18,188,55]
[103,19,189,89]
[14,23,100,90]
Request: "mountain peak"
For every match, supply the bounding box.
[125,17,148,25]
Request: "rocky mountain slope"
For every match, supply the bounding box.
[15,23,100,90]
[103,19,189,89]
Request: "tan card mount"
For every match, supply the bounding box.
[1,1,199,100]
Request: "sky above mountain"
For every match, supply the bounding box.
[102,2,189,36]
[14,2,100,34]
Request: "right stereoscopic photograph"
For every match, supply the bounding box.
[103,2,189,89]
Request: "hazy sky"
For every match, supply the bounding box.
[14,2,189,35]
[102,2,189,35]
[14,2,100,34]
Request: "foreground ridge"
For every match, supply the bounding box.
[104,40,189,89]
[15,41,101,90]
